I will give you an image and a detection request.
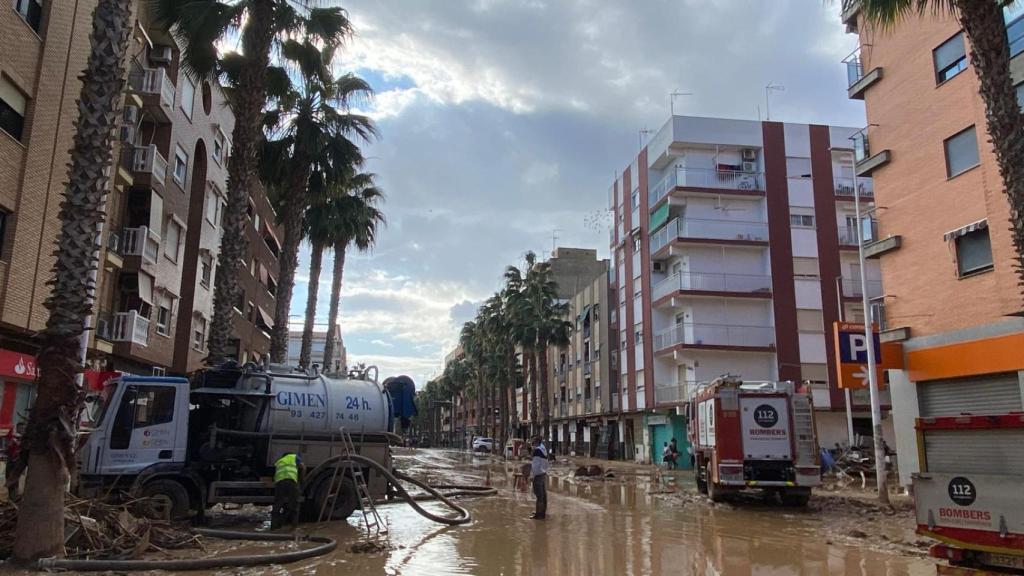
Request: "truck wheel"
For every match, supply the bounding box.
[308,475,359,521]
[780,488,811,507]
[140,479,192,520]
[706,464,726,503]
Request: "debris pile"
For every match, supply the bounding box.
[0,497,202,560]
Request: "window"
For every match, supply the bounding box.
[1007,4,1024,58]
[155,294,172,336]
[944,126,980,178]
[934,32,968,84]
[234,289,245,312]
[0,75,28,141]
[632,235,641,253]
[786,157,812,179]
[193,317,207,350]
[633,277,641,300]
[793,257,819,278]
[634,324,643,346]
[179,77,195,119]
[173,145,188,188]
[955,226,993,277]
[205,187,222,225]
[631,191,640,210]
[164,219,181,263]
[797,309,824,332]
[199,255,212,287]
[213,129,227,164]
[109,385,177,449]
[789,214,815,228]
[152,367,166,377]
[0,211,8,261]
[13,0,43,34]
[1016,82,1024,111]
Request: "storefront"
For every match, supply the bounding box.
[0,349,38,436]
[646,412,690,469]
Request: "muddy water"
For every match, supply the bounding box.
[200,448,936,576]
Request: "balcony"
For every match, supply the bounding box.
[833,176,873,198]
[655,381,695,405]
[129,66,175,122]
[843,47,883,100]
[122,226,160,265]
[650,217,769,254]
[650,167,764,206]
[852,131,890,177]
[652,271,772,301]
[112,310,150,346]
[841,277,883,299]
[655,322,775,351]
[837,225,860,246]
[584,398,593,414]
[131,145,168,187]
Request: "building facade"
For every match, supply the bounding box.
[608,115,894,464]
[0,1,279,430]
[285,326,346,374]
[842,3,1024,486]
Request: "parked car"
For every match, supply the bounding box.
[504,438,527,459]
[472,437,495,453]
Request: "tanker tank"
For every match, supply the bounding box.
[260,372,393,436]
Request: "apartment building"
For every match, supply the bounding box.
[0,1,279,429]
[608,115,893,464]
[841,3,1024,486]
[285,325,347,374]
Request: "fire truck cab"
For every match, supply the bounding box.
[686,376,820,506]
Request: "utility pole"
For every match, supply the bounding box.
[765,81,785,121]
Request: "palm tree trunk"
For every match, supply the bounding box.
[507,351,518,437]
[322,239,346,371]
[12,0,131,562]
[537,337,551,440]
[955,0,1024,298]
[207,0,276,365]
[299,240,324,368]
[529,348,539,435]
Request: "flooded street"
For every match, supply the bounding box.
[202,448,938,575]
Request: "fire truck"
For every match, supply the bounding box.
[914,413,1024,574]
[686,376,820,506]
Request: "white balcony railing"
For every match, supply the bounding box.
[650,217,769,253]
[833,176,873,197]
[122,226,160,264]
[652,271,772,301]
[111,310,150,346]
[138,67,175,111]
[841,277,883,299]
[132,145,168,186]
[655,381,696,405]
[655,322,775,351]
[650,167,765,205]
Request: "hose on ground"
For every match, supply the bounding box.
[306,454,478,525]
[37,528,336,572]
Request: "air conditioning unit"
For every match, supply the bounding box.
[652,262,665,273]
[742,149,757,161]
[123,104,139,125]
[742,161,757,173]
[149,45,172,65]
[95,316,111,340]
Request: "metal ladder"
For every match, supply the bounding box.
[791,395,817,466]
[319,428,385,534]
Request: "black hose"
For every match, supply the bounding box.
[374,483,498,505]
[37,528,336,572]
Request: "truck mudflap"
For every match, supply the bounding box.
[914,472,1024,557]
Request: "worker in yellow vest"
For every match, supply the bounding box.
[272,452,304,529]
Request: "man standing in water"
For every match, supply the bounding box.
[272,452,304,529]
[530,435,549,520]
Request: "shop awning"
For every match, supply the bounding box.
[943,219,987,242]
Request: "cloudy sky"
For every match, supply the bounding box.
[288,0,867,386]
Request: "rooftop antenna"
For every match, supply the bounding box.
[765,81,785,121]
[638,127,652,150]
[670,91,693,116]
[551,228,562,252]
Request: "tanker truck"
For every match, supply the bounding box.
[76,362,399,521]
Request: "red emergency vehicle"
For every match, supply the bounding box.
[914,413,1024,574]
[686,376,820,505]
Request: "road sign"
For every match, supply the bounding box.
[833,322,884,390]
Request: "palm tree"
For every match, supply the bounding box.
[297,188,350,369]
[153,1,354,364]
[321,175,386,371]
[261,39,376,362]
[504,254,539,432]
[11,0,133,562]
[847,0,1024,292]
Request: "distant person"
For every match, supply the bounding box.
[4,428,22,499]
[530,435,549,520]
[272,452,304,529]
[662,442,674,470]
[670,438,680,469]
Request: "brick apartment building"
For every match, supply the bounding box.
[841,2,1024,486]
[608,115,893,465]
[0,0,280,432]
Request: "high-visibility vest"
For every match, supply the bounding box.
[274,454,299,483]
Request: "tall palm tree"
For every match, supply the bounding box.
[261,39,376,362]
[504,254,539,432]
[321,175,386,371]
[297,188,350,369]
[153,1,354,364]
[11,0,133,562]
[847,0,1024,293]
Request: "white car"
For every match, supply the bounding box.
[472,437,494,453]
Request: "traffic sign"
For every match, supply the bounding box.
[833,322,884,390]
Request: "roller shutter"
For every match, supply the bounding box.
[918,373,1021,417]
[922,428,1024,475]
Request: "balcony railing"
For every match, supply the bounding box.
[650,167,765,205]
[833,176,873,197]
[132,145,168,186]
[838,225,860,246]
[131,66,175,112]
[650,217,769,253]
[655,381,695,405]
[843,47,864,88]
[853,131,870,163]
[122,226,160,264]
[655,322,775,350]
[841,277,883,299]
[652,271,772,301]
[112,310,150,346]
